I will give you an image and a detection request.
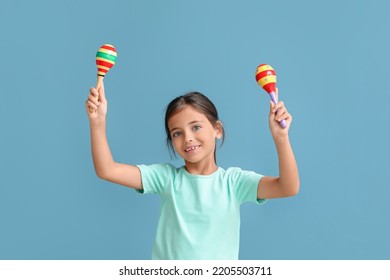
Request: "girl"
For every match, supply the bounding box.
[86,83,299,260]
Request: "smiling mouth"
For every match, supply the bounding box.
[184,145,200,152]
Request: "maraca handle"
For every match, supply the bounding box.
[269,91,287,128]
[96,75,104,90]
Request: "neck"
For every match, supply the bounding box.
[184,161,218,175]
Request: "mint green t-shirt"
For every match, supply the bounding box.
[136,163,265,260]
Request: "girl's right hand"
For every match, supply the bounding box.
[86,82,107,123]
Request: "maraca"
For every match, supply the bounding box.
[90,44,117,113]
[96,44,117,88]
[255,64,287,128]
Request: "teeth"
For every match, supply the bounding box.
[185,146,199,152]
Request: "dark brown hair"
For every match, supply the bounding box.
[164,92,225,159]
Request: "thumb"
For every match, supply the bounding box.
[269,101,274,115]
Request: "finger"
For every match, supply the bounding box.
[86,99,98,111]
[276,108,291,122]
[276,103,286,113]
[276,112,289,122]
[269,101,276,116]
[276,104,288,118]
[273,101,285,113]
[275,107,286,118]
[87,87,100,105]
[87,93,99,106]
[90,87,99,98]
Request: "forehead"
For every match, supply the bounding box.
[168,106,210,128]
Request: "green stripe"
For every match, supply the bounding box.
[96,51,117,62]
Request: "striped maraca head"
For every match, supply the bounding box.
[255,64,277,94]
[96,44,117,77]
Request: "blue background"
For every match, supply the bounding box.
[1,0,389,259]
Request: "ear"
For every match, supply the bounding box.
[215,121,223,139]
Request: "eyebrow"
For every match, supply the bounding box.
[169,120,204,133]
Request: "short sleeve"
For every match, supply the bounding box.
[227,168,266,205]
[136,163,176,195]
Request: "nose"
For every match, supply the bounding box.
[184,131,193,144]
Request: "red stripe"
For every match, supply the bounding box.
[96,60,114,68]
[255,69,276,82]
[262,83,276,93]
[101,45,117,52]
[98,68,108,73]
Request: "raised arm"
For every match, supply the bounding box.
[257,89,300,199]
[85,83,142,190]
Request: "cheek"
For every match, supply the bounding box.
[171,138,181,150]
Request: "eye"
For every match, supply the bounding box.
[192,125,201,132]
[172,131,182,138]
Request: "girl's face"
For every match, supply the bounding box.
[168,106,222,168]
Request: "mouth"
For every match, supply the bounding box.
[184,145,200,153]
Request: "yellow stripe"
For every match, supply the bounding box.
[98,48,117,57]
[257,75,276,87]
[256,64,274,74]
[96,57,115,64]
[97,65,110,71]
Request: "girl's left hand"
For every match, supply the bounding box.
[269,88,292,139]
